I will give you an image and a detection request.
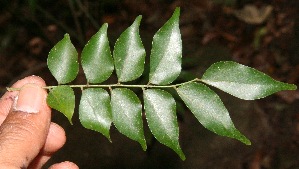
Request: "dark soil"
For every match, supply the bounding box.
[1,1,299,168]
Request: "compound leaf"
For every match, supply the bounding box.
[81,23,114,83]
[149,7,182,85]
[47,34,79,84]
[47,85,75,124]
[201,61,297,100]
[177,82,251,145]
[111,88,146,150]
[144,89,185,160]
[113,16,146,82]
[79,88,112,141]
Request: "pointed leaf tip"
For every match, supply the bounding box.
[81,23,114,83]
[135,15,142,24]
[111,88,147,150]
[288,84,297,90]
[173,7,180,17]
[47,86,75,124]
[47,33,79,84]
[201,61,297,100]
[79,88,112,141]
[177,82,251,145]
[149,7,182,85]
[144,89,185,159]
[113,16,146,82]
[103,23,108,28]
[64,33,70,39]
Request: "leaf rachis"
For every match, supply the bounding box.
[7,7,296,160]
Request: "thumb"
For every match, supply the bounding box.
[0,83,51,168]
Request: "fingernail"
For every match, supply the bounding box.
[13,83,43,113]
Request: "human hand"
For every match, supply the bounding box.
[0,76,79,169]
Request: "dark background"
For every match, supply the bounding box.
[0,0,299,168]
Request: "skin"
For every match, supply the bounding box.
[0,76,79,169]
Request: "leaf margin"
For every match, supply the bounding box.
[47,33,79,84]
[110,87,147,150]
[113,15,146,82]
[46,85,75,124]
[143,88,186,160]
[81,23,114,84]
[79,88,112,141]
[176,82,251,145]
[149,7,182,85]
[201,61,297,100]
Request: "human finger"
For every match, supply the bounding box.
[28,122,66,169]
[0,77,51,168]
[0,76,46,124]
[48,161,79,169]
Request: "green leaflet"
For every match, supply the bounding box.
[47,34,79,84]
[81,23,114,84]
[79,88,112,141]
[143,89,185,160]
[111,88,147,150]
[47,86,75,124]
[43,7,299,161]
[113,15,146,82]
[201,61,297,100]
[177,82,251,145]
[149,7,182,85]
